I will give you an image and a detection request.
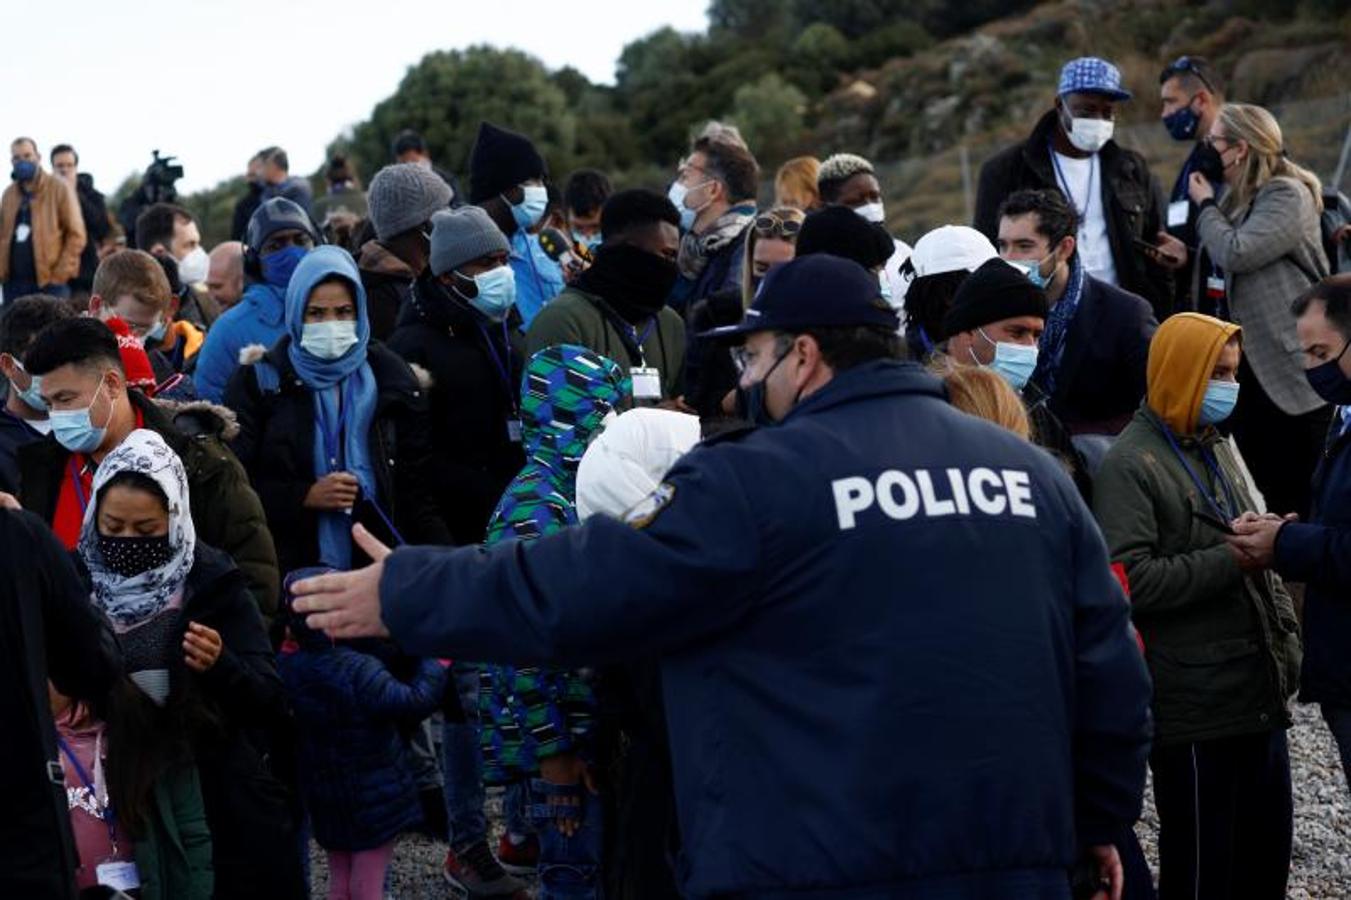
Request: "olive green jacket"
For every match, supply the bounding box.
[134,763,214,900]
[1093,407,1301,746]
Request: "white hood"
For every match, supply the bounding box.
[576,408,701,521]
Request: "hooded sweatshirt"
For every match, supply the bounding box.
[1094,313,1301,746]
[479,344,629,783]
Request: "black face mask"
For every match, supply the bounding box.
[1306,340,1351,404]
[736,344,795,426]
[1193,142,1226,185]
[575,244,679,322]
[97,533,173,578]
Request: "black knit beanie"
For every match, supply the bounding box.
[941,258,1049,339]
[795,206,894,271]
[468,122,548,204]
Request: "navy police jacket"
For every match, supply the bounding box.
[381,359,1153,899]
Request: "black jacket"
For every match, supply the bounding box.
[386,274,526,546]
[356,241,418,342]
[975,110,1173,321]
[0,510,120,900]
[72,174,110,291]
[1037,274,1157,436]
[231,185,263,243]
[224,337,450,575]
[0,406,43,494]
[173,543,305,898]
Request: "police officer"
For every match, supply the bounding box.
[293,255,1153,899]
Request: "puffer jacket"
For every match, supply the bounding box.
[279,625,447,851]
[478,344,630,783]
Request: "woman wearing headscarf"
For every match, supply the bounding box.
[79,428,303,898]
[225,245,449,574]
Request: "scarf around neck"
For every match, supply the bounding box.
[676,204,755,281]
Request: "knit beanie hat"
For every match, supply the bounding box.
[468,122,547,204]
[367,163,454,241]
[942,258,1049,339]
[795,206,894,271]
[429,207,510,277]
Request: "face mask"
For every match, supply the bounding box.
[1064,114,1115,153]
[96,533,173,578]
[854,202,886,225]
[973,330,1039,392]
[1192,142,1226,184]
[586,244,679,319]
[668,181,709,233]
[1306,340,1351,404]
[573,231,602,253]
[1197,379,1240,426]
[11,160,37,183]
[455,265,517,322]
[741,345,795,426]
[146,319,168,343]
[1005,254,1054,290]
[175,245,209,284]
[508,184,549,230]
[11,361,47,412]
[49,378,111,454]
[878,272,895,307]
[261,244,308,289]
[1163,99,1201,142]
[300,320,360,360]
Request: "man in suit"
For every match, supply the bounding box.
[996,189,1157,468]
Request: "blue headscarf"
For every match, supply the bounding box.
[284,245,378,570]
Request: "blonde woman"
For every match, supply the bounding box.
[940,364,1032,440]
[1181,103,1329,519]
[740,206,805,306]
[774,157,821,211]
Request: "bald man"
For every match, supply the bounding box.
[205,241,244,310]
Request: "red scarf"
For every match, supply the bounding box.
[53,409,146,549]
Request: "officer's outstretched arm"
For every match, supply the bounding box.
[380,450,763,666]
[1067,495,1153,848]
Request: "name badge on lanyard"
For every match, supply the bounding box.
[631,367,662,401]
[1167,200,1189,229]
[15,223,31,243]
[1206,274,1226,300]
[506,419,523,443]
[96,861,141,891]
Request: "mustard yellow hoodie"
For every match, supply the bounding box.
[1146,312,1242,436]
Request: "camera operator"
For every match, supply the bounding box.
[116,150,183,248]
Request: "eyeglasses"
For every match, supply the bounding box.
[1201,134,1232,149]
[1162,56,1216,94]
[753,214,802,239]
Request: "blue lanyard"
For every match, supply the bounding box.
[366,496,407,547]
[627,318,657,366]
[1160,425,1241,521]
[57,736,118,847]
[475,320,519,415]
[68,457,90,514]
[320,381,355,471]
[1049,141,1096,220]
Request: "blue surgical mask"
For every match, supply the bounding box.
[146,319,168,343]
[975,331,1039,392]
[11,361,47,412]
[300,320,359,360]
[11,160,37,183]
[261,245,308,289]
[1198,379,1240,426]
[1005,255,1053,290]
[49,378,111,454]
[667,181,706,233]
[878,272,895,307]
[1163,99,1201,142]
[508,184,549,230]
[573,230,602,253]
[455,266,517,322]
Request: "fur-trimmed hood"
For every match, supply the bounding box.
[155,398,241,442]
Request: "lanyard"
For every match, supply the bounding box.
[1160,425,1241,521]
[1049,142,1096,220]
[366,496,406,547]
[475,320,519,415]
[320,381,355,471]
[68,456,91,514]
[57,735,118,851]
[626,318,657,367]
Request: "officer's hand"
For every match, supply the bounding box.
[304,472,360,511]
[291,524,392,639]
[538,752,597,838]
[1086,844,1123,900]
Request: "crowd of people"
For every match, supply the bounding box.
[2,50,1350,900]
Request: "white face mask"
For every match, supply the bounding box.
[175,246,209,285]
[300,320,359,360]
[854,201,886,225]
[1065,116,1115,154]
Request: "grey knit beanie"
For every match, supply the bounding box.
[367,163,453,241]
[429,207,510,277]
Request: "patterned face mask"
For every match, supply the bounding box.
[95,533,173,578]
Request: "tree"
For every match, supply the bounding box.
[792,22,850,94]
[728,73,808,168]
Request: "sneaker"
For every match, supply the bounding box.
[443,840,528,897]
[496,832,540,876]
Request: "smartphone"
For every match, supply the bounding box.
[1132,237,1177,265]
[1191,510,1236,535]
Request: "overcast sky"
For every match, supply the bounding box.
[1,0,708,194]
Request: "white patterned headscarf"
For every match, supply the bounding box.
[78,429,196,629]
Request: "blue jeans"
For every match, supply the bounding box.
[528,778,604,900]
[442,663,487,849]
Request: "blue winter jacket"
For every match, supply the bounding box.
[1278,411,1351,706]
[510,227,565,331]
[279,632,448,851]
[379,359,1154,899]
[194,281,288,403]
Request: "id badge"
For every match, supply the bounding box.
[506,419,523,443]
[1206,275,1225,298]
[96,861,141,891]
[631,367,662,401]
[14,223,30,243]
[1167,200,1189,229]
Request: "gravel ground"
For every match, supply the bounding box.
[311,704,1351,898]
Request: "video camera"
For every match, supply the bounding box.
[142,150,184,203]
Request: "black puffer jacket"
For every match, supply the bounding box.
[223,337,450,574]
[386,274,526,546]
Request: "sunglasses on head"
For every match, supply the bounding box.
[753,214,802,239]
[1163,56,1216,94]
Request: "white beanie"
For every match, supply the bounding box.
[576,409,701,522]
